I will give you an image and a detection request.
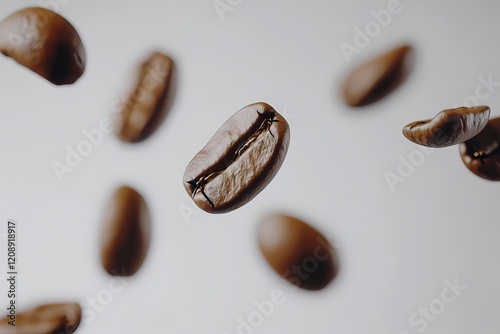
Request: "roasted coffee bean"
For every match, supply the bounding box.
[257,213,338,291]
[0,7,85,85]
[460,117,500,181]
[183,102,290,214]
[342,44,412,106]
[0,302,81,334]
[101,186,151,276]
[402,106,490,148]
[116,52,174,143]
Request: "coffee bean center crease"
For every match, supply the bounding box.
[187,111,278,208]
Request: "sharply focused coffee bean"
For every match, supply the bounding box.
[0,7,86,85]
[460,117,500,181]
[0,302,81,334]
[342,44,412,106]
[257,213,338,291]
[116,52,174,143]
[183,102,290,214]
[101,186,151,276]
[402,106,490,148]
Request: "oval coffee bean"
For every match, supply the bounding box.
[0,7,86,85]
[0,302,81,334]
[116,52,174,142]
[183,102,290,214]
[257,213,338,291]
[402,106,490,148]
[460,117,500,181]
[342,44,412,106]
[101,186,151,276]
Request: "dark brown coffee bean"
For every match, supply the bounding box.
[0,302,81,334]
[257,213,338,291]
[342,44,412,106]
[101,186,151,276]
[0,7,85,85]
[183,102,290,214]
[402,106,490,148]
[460,117,500,181]
[116,52,174,143]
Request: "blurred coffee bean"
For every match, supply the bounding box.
[257,213,338,291]
[101,186,151,276]
[116,52,174,143]
[0,302,81,334]
[342,44,412,106]
[0,7,85,85]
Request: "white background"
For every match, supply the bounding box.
[1,0,500,333]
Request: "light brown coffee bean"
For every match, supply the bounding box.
[183,102,290,214]
[0,7,85,85]
[342,44,412,106]
[257,213,338,291]
[101,186,151,276]
[0,302,81,334]
[402,106,490,148]
[460,117,500,181]
[116,52,174,143]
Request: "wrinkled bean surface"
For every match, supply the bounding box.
[403,106,490,147]
[183,102,290,214]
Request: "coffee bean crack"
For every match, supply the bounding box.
[187,111,279,209]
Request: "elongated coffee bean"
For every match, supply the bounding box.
[258,213,338,291]
[183,102,290,214]
[342,44,412,106]
[0,302,81,334]
[402,106,490,147]
[101,186,151,276]
[116,52,174,142]
[0,7,85,85]
[460,117,500,181]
